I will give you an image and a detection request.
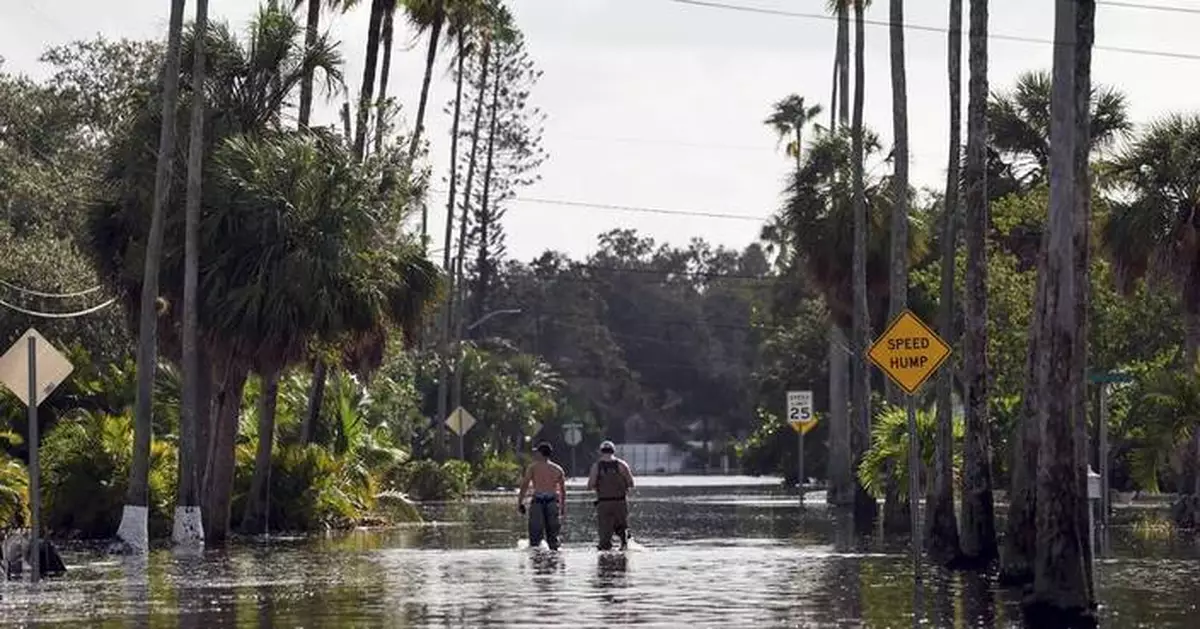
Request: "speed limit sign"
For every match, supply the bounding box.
[787,391,816,434]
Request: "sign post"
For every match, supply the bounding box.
[867,310,952,559]
[445,407,477,460]
[0,329,74,584]
[563,423,583,478]
[787,391,816,506]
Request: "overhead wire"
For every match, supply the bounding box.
[0,296,119,319]
[666,0,1200,63]
[0,279,104,299]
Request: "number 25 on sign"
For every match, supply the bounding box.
[867,310,951,395]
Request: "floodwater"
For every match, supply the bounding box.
[2,478,1199,628]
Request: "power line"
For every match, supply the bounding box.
[0,296,118,319]
[1097,1,1200,16]
[0,279,103,299]
[666,0,1200,63]
[429,188,771,222]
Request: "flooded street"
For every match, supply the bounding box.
[3,478,1199,627]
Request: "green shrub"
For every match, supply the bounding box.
[387,459,471,501]
[474,454,522,490]
[232,443,375,533]
[41,411,176,539]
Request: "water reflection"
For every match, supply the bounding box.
[2,483,1199,627]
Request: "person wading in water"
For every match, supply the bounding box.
[587,440,635,550]
[517,441,566,550]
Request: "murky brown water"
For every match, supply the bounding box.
[1,479,1198,627]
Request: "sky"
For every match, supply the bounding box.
[3,0,1199,265]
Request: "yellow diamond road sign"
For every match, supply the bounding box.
[867,310,951,396]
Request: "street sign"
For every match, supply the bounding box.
[786,390,816,434]
[0,328,72,585]
[867,310,952,395]
[563,423,583,447]
[0,328,73,407]
[445,407,476,436]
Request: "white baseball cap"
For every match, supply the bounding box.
[599,440,616,452]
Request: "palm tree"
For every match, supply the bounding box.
[1104,115,1200,505]
[93,5,346,542]
[353,0,389,157]
[294,0,359,128]
[988,70,1129,192]
[175,0,210,549]
[764,95,823,173]
[437,0,487,452]
[925,0,962,565]
[114,0,187,555]
[1026,0,1093,621]
[226,133,442,534]
[882,0,913,537]
[373,1,398,154]
[827,0,851,130]
[404,0,448,172]
[850,0,877,531]
[959,0,997,565]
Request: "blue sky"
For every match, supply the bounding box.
[4,0,1199,264]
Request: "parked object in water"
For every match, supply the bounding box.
[2,529,67,579]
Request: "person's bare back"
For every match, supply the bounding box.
[525,459,566,495]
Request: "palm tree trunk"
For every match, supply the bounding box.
[373,3,396,155]
[837,2,850,127]
[1187,308,1200,498]
[829,55,839,132]
[474,54,502,325]
[175,0,210,549]
[241,368,281,535]
[1027,1,1093,620]
[925,0,963,565]
[411,9,445,240]
[960,0,998,566]
[850,0,877,533]
[881,0,913,537]
[1072,0,1097,602]
[117,0,186,555]
[827,325,853,506]
[451,39,493,412]
[202,360,249,543]
[353,0,386,159]
[301,360,325,445]
[437,34,469,455]
[297,0,321,128]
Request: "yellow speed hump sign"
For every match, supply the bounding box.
[867,310,952,396]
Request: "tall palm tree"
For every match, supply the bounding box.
[373,1,398,154]
[882,0,913,537]
[175,0,210,549]
[1027,0,1093,620]
[437,0,486,452]
[926,0,962,565]
[850,0,877,531]
[1071,0,1098,600]
[405,0,448,175]
[959,0,997,565]
[764,95,823,173]
[828,0,851,129]
[95,5,346,542]
[294,0,359,128]
[115,0,187,555]
[353,0,388,158]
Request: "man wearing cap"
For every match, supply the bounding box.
[587,440,635,550]
[517,441,566,550]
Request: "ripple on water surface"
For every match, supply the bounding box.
[2,478,1199,627]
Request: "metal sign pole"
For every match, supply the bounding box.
[797,428,805,507]
[571,445,577,479]
[906,395,920,565]
[28,335,40,584]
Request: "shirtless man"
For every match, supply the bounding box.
[517,441,567,550]
[587,440,635,550]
